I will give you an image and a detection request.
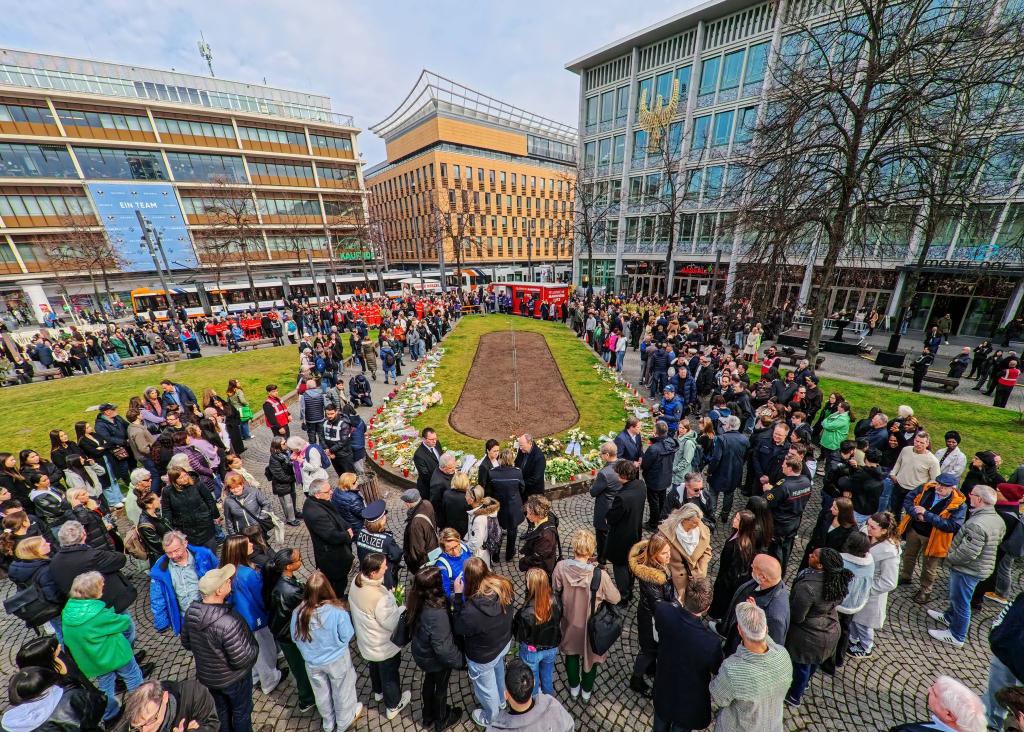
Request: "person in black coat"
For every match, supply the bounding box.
[94,405,134,482]
[302,478,354,599]
[589,446,620,563]
[709,509,758,621]
[515,435,546,498]
[911,347,934,393]
[430,458,456,526]
[50,521,137,614]
[487,449,526,561]
[605,460,647,605]
[652,578,723,731]
[477,439,501,497]
[161,468,219,553]
[441,476,470,538]
[408,566,464,731]
[414,430,444,501]
[640,422,678,531]
[707,416,750,522]
[627,536,677,698]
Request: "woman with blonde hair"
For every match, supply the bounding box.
[657,502,712,601]
[552,528,621,702]
[7,536,63,638]
[332,471,365,532]
[465,487,499,567]
[627,534,676,697]
[443,472,471,537]
[513,568,562,696]
[453,557,514,726]
[433,527,471,598]
[291,570,363,730]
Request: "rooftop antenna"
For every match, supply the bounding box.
[197,32,215,77]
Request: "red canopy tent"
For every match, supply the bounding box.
[492,282,570,317]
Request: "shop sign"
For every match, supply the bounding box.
[923,259,1008,270]
[675,264,715,276]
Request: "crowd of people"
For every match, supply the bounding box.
[0,288,1022,732]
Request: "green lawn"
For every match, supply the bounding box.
[0,346,300,452]
[412,316,624,454]
[750,364,1024,466]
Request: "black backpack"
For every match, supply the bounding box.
[384,350,396,367]
[4,569,61,629]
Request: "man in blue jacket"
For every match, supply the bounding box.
[707,415,750,521]
[984,591,1024,729]
[614,417,644,465]
[656,385,683,435]
[150,530,218,635]
[159,379,199,419]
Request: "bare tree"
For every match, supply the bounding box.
[41,218,126,319]
[736,0,1023,363]
[431,187,481,287]
[194,236,234,310]
[561,161,614,297]
[200,178,264,305]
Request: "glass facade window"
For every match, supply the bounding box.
[585,96,599,126]
[674,66,692,107]
[238,125,306,147]
[655,72,674,103]
[323,199,357,218]
[745,42,770,85]
[56,108,152,132]
[691,115,711,150]
[637,78,653,112]
[584,142,596,167]
[73,146,167,180]
[633,130,648,159]
[181,196,255,216]
[165,151,247,182]
[0,143,77,178]
[612,135,626,164]
[0,103,54,125]
[257,197,321,216]
[720,50,746,91]
[712,110,735,146]
[705,165,724,199]
[598,138,612,166]
[155,117,235,139]
[317,164,358,183]
[699,57,720,95]
[686,168,703,196]
[248,159,315,181]
[309,133,353,153]
[600,91,615,123]
[734,106,758,143]
[616,85,630,121]
[0,194,91,218]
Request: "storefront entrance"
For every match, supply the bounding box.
[906,271,1020,336]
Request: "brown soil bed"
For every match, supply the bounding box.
[449,330,579,440]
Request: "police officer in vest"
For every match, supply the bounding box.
[355,500,403,588]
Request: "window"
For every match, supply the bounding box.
[500,171,506,185]
[655,72,674,103]
[0,103,55,125]
[674,66,692,108]
[598,138,612,166]
[668,122,683,155]
[317,164,358,184]
[699,56,721,95]
[600,91,614,123]
[0,194,91,219]
[744,42,770,86]
[0,143,77,178]
[73,146,167,180]
[616,85,630,121]
[239,125,306,147]
[691,115,711,150]
[154,117,234,139]
[258,198,321,217]
[633,130,648,159]
[612,135,626,164]
[453,165,461,179]
[477,167,484,184]
[56,108,151,132]
[705,165,724,199]
[584,141,597,168]
[636,78,653,112]
[248,159,315,182]
[440,163,447,178]
[309,133,353,153]
[734,106,758,144]
[323,199,357,218]
[686,168,703,196]
[165,151,247,182]
[720,50,745,91]
[712,110,735,146]
[585,97,599,127]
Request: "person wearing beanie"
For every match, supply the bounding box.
[961,451,1005,499]
[935,432,966,479]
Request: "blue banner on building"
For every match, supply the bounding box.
[87,183,198,272]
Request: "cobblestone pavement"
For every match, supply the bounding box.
[0,322,1011,731]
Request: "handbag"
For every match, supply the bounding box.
[390,609,412,646]
[111,446,129,460]
[230,496,277,537]
[586,566,625,656]
[4,574,61,629]
[239,405,254,422]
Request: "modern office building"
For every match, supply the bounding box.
[567,1,1024,336]
[366,70,576,283]
[0,48,374,324]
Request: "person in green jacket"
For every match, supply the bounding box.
[61,571,147,722]
[819,401,852,469]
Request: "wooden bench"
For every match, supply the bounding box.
[782,354,826,368]
[163,350,183,362]
[879,367,959,393]
[236,338,275,351]
[2,368,60,386]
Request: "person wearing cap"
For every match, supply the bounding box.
[402,489,439,575]
[898,473,967,605]
[356,499,403,589]
[935,431,967,479]
[94,402,134,484]
[181,563,259,732]
[927,485,1005,647]
[656,385,683,435]
[961,451,1005,500]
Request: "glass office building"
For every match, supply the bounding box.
[566,0,1024,336]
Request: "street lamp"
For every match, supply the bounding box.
[136,210,178,332]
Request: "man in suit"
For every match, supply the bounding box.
[515,433,546,498]
[614,416,644,465]
[302,478,354,598]
[429,452,458,524]
[413,427,443,501]
[589,441,619,564]
[605,459,647,605]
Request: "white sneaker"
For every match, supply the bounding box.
[471,708,488,727]
[373,693,383,703]
[581,690,592,703]
[926,609,949,626]
[569,685,580,699]
[385,690,410,720]
[928,629,964,648]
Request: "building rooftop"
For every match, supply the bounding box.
[0,47,355,128]
[370,69,576,145]
[564,0,745,72]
